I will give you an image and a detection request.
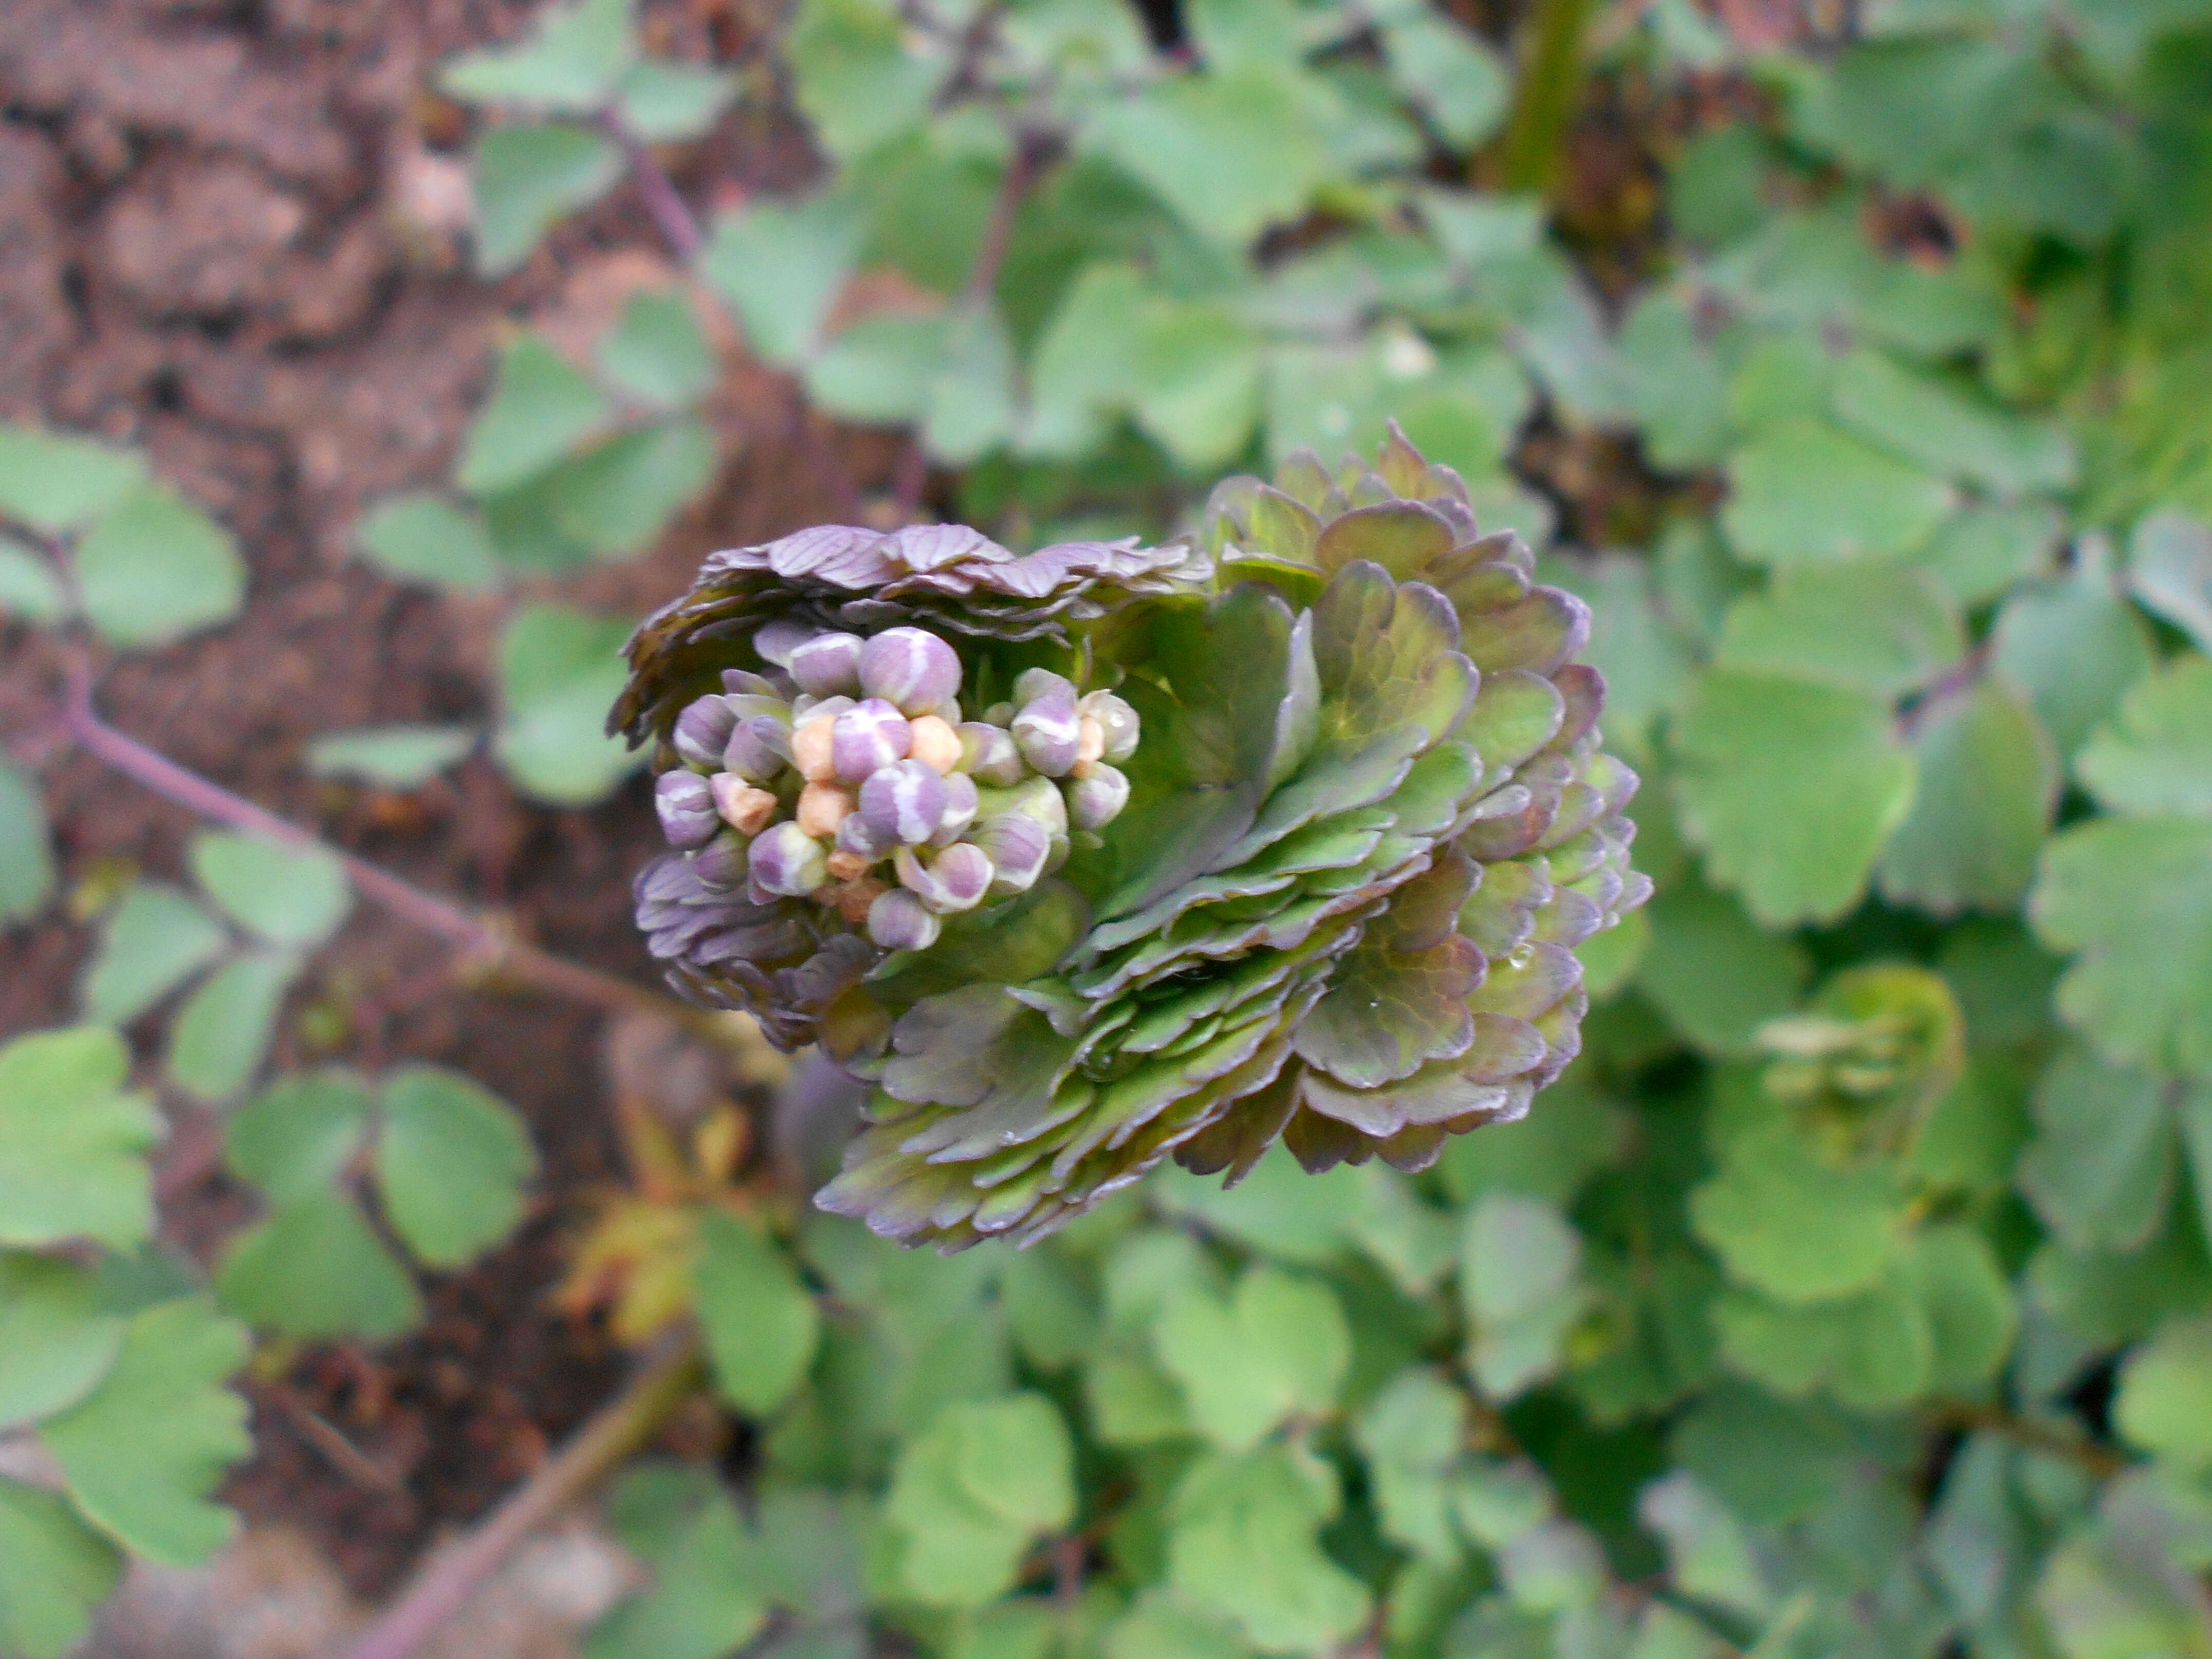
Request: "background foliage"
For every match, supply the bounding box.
[5,0,2212,1654]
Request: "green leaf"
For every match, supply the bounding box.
[786,0,943,160]
[1353,1366,1469,1562]
[700,192,865,370]
[189,831,352,948]
[0,1027,159,1251]
[1920,503,2062,607]
[884,1395,1074,1607]
[457,335,615,494]
[1129,300,1262,470]
[2032,815,2212,1076]
[0,1254,125,1428]
[213,1190,423,1341]
[581,1485,770,1659]
[0,1478,123,1659]
[0,426,144,533]
[1691,1118,1905,1302]
[472,121,622,273]
[1713,561,1965,697]
[1087,66,1330,248]
[2115,1315,2212,1467]
[1544,552,1694,762]
[1722,419,1955,565]
[224,1070,373,1205]
[1103,1592,1255,1659]
[353,494,504,592]
[546,419,718,556]
[1617,294,1731,471]
[74,485,246,648]
[492,602,642,805]
[78,883,225,1025]
[40,1295,249,1566]
[307,725,478,787]
[1672,668,1918,925]
[375,1066,535,1267]
[806,314,946,425]
[1830,348,2075,494]
[1877,674,2057,915]
[1151,1265,1350,1451]
[1712,1275,1930,1410]
[2076,654,2212,817]
[1632,878,1809,1054]
[1637,1471,1772,1621]
[441,0,634,108]
[1992,572,2153,762]
[693,1209,820,1415]
[167,952,295,1102]
[598,290,716,407]
[2128,510,2212,654]
[1382,15,1509,148]
[1908,1222,2015,1394]
[1462,1193,1584,1398]
[0,534,66,623]
[923,305,1021,465]
[614,59,736,142]
[1167,1447,1372,1653]
[2017,1047,2177,1255]
[0,761,54,925]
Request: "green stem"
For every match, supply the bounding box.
[1496,0,1596,199]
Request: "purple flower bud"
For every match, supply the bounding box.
[928,771,980,847]
[968,813,1050,895]
[749,822,829,896]
[1013,668,1076,706]
[958,722,1026,787]
[753,619,815,668]
[895,842,994,914]
[672,695,739,770]
[1012,686,1082,777]
[722,695,792,781]
[1066,763,1131,829]
[721,669,781,698]
[982,775,1068,836]
[692,831,750,889]
[656,771,720,850]
[868,888,942,952]
[1079,690,1141,763]
[859,628,963,715]
[837,809,893,863]
[984,701,1015,726]
[788,631,865,698]
[858,759,948,846]
[832,698,912,784]
[791,693,854,725]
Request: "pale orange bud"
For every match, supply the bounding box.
[796,781,857,838]
[1070,714,1107,778]
[710,775,777,834]
[835,875,891,924]
[789,715,838,782]
[825,849,871,881]
[907,713,964,775]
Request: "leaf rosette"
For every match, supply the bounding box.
[617,430,1649,1246]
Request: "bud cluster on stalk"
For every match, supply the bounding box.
[652,624,1138,955]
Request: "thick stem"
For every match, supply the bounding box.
[338,1336,706,1659]
[59,654,717,1036]
[1927,1401,2128,1481]
[1496,0,1595,198]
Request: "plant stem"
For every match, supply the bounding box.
[338,1335,706,1659]
[891,128,1043,519]
[1496,0,1595,198]
[603,116,706,261]
[58,651,721,1038]
[1928,1401,2128,1480]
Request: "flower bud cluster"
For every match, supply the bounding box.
[653,625,1139,954]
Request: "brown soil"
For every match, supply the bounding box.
[0,0,882,1597]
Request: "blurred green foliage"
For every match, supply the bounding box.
[8,0,2212,1653]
